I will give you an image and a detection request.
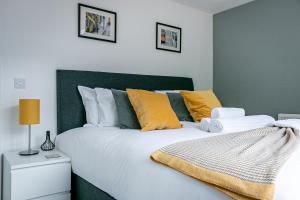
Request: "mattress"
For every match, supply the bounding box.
[56,122,300,200]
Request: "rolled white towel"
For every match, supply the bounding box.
[209,115,275,133]
[268,119,300,131]
[199,118,211,132]
[211,107,245,119]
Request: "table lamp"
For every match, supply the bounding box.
[19,99,40,156]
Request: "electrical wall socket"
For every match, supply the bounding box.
[14,78,26,89]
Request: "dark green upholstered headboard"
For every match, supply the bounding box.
[56,70,194,134]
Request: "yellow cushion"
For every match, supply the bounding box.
[181,90,221,122]
[127,89,182,132]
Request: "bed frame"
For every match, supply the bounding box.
[56,69,194,200]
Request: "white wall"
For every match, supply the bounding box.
[0,0,212,196]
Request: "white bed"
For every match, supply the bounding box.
[56,122,300,200]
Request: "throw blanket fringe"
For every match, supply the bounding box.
[151,127,299,200]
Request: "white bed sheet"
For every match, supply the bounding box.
[56,122,300,200]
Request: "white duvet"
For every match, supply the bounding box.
[56,122,300,200]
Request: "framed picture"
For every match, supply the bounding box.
[156,22,181,53]
[78,3,117,43]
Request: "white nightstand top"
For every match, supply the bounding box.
[4,150,71,170]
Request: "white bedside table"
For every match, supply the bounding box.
[3,150,71,200]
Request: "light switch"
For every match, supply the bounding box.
[14,78,26,89]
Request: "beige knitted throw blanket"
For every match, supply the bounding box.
[151,127,299,200]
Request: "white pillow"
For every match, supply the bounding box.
[155,90,181,94]
[95,88,119,127]
[78,86,99,126]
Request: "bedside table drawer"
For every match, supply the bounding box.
[11,162,71,200]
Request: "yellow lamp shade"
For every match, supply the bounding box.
[19,99,40,125]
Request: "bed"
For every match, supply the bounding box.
[56,70,300,200]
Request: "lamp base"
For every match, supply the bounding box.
[19,149,39,156]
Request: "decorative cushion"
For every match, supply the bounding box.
[95,88,119,127]
[167,93,193,122]
[181,90,222,122]
[78,86,99,126]
[127,89,182,132]
[111,89,141,129]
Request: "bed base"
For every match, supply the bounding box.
[72,173,115,200]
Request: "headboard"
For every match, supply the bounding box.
[57,70,194,134]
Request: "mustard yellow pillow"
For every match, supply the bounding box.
[181,90,221,122]
[127,89,182,131]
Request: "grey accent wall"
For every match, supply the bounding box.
[214,0,300,118]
